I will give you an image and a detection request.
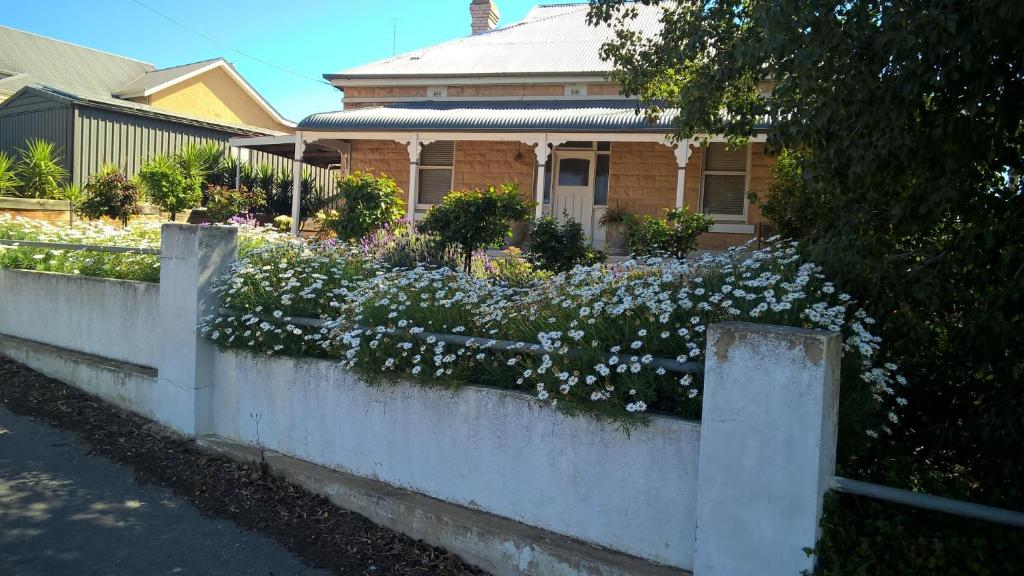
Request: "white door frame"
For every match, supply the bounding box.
[551,149,598,240]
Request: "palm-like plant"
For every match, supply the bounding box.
[174,142,223,184]
[56,182,86,226]
[17,139,67,198]
[0,151,20,196]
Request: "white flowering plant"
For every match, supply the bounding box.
[0,214,289,283]
[201,236,906,438]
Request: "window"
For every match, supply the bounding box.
[701,143,748,218]
[417,141,454,205]
[427,86,448,98]
[557,158,590,186]
[595,152,610,206]
[565,84,587,97]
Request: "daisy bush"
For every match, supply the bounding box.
[0,214,289,283]
[201,237,906,438]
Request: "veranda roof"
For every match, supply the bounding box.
[298,100,679,133]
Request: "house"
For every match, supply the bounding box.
[234,1,775,248]
[0,25,298,186]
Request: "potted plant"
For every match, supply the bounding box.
[599,202,630,255]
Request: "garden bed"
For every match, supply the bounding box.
[0,214,288,282]
[0,356,486,576]
[201,235,907,440]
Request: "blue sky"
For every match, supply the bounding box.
[2,0,567,121]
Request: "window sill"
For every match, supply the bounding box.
[710,223,755,234]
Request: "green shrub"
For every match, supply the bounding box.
[757,147,810,239]
[526,215,605,272]
[16,139,67,198]
[418,184,533,272]
[811,493,1024,576]
[205,185,263,222]
[78,166,139,226]
[487,247,550,287]
[250,164,278,213]
[300,169,329,217]
[138,155,201,221]
[0,151,20,196]
[323,171,405,242]
[360,221,461,270]
[273,215,292,232]
[174,142,222,186]
[625,207,713,258]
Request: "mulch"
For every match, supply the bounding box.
[0,357,488,576]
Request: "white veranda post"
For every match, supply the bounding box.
[674,139,693,209]
[290,134,305,237]
[532,137,550,219]
[403,135,421,221]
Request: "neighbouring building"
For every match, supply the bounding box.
[234,1,777,248]
[0,25,302,186]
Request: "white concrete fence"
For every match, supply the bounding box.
[0,224,841,576]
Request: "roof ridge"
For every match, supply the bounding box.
[0,25,154,68]
[149,57,225,73]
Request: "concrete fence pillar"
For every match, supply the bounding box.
[153,224,237,436]
[695,322,841,576]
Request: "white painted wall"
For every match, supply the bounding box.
[0,269,159,367]
[210,351,702,570]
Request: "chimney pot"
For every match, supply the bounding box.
[470,0,500,35]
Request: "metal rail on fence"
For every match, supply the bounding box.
[0,239,160,255]
[833,476,1024,529]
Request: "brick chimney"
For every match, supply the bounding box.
[470,0,500,35]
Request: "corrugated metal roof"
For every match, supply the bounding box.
[299,100,676,133]
[113,58,223,97]
[0,25,153,97]
[9,85,281,136]
[327,3,664,79]
[0,26,289,133]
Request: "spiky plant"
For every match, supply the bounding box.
[17,139,67,198]
[174,142,223,184]
[0,151,19,197]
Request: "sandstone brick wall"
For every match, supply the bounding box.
[348,140,411,203]
[587,83,622,96]
[453,140,536,201]
[747,142,771,225]
[340,82,627,108]
[607,141,695,216]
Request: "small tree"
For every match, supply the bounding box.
[624,207,713,259]
[16,139,67,198]
[138,155,201,220]
[527,215,605,272]
[205,185,262,222]
[0,151,20,196]
[78,166,139,226]
[418,184,533,273]
[326,171,405,241]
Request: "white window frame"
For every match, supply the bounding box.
[699,143,751,221]
[426,86,448,99]
[416,141,455,210]
[564,83,588,97]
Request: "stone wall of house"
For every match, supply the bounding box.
[348,140,411,203]
[608,141,689,216]
[452,140,536,200]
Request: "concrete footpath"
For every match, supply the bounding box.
[0,404,328,576]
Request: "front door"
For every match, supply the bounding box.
[551,150,596,239]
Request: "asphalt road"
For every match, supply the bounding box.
[0,404,328,576]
